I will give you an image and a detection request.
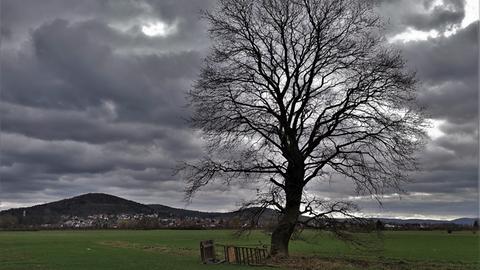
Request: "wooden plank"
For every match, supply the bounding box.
[235,247,240,264]
[241,247,246,264]
[227,246,236,263]
[199,240,215,263]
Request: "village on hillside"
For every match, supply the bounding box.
[1,210,477,232]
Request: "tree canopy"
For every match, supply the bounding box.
[182,0,426,256]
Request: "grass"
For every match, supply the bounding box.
[0,230,478,270]
[286,230,479,269]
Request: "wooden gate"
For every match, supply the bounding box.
[218,244,268,265]
[200,240,269,265]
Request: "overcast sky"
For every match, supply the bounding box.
[0,0,478,220]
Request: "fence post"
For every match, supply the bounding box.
[200,240,215,263]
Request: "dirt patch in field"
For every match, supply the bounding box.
[97,241,195,256]
[266,256,477,270]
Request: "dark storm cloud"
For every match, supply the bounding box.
[387,22,479,218]
[400,23,478,172]
[0,131,202,198]
[403,0,465,31]
[1,18,202,124]
[402,22,477,83]
[374,0,466,35]
[1,102,169,144]
[399,22,478,125]
[0,0,211,209]
[0,0,477,218]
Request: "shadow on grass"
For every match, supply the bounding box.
[267,255,478,270]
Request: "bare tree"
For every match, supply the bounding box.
[182,0,426,256]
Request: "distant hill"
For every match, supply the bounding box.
[450,218,478,226]
[377,217,478,226]
[0,193,277,226]
[148,204,227,219]
[0,193,156,225]
[0,193,476,227]
[148,204,279,221]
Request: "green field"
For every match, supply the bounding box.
[0,230,478,270]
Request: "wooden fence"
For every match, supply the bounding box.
[221,245,268,265]
[200,240,269,265]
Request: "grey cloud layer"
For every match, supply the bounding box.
[0,0,478,218]
[374,0,466,35]
[397,21,479,217]
[1,0,210,208]
[3,18,203,125]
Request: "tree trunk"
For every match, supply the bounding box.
[270,162,304,257]
[270,200,300,257]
